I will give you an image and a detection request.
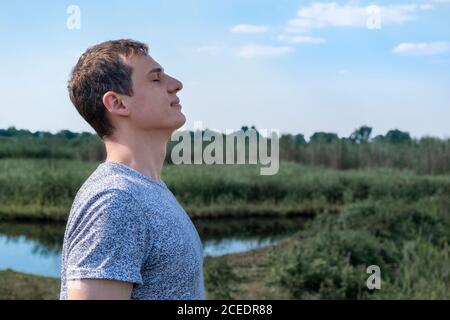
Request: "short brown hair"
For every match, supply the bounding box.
[68,39,148,139]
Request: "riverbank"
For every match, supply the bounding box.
[2,194,449,300]
[0,200,333,223]
[271,196,450,299]
[0,243,288,300]
[0,269,60,299]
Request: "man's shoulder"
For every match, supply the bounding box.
[73,163,145,203]
[69,165,137,216]
[68,162,169,224]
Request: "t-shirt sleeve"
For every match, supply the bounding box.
[65,189,148,286]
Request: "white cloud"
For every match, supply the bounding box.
[236,45,294,58]
[230,24,271,33]
[393,41,450,55]
[276,35,326,44]
[286,2,433,33]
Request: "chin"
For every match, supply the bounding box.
[167,113,186,131]
[174,113,187,129]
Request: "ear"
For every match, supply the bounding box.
[102,91,130,116]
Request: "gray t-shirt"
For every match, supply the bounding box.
[59,160,205,300]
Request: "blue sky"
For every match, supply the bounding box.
[0,0,449,139]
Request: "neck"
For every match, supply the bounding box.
[103,129,171,181]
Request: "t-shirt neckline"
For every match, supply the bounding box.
[102,160,167,188]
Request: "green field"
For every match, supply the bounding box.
[1,158,449,299]
[1,158,450,222]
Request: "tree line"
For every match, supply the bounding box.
[1,125,449,174]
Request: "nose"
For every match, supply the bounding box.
[168,75,183,94]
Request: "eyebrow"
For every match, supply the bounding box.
[146,67,164,76]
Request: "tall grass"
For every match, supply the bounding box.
[1,159,450,221]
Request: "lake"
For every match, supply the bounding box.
[0,217,305,277]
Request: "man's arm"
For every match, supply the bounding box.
[67,279,133,300]
[63,190,147,300]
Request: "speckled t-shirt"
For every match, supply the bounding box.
[59,160,205,300]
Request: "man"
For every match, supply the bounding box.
[60,39,205,300]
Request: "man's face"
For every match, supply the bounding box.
[121,54,185,133]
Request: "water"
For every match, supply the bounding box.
[0,217,304,278]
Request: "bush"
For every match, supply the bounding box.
[271,197,450,299]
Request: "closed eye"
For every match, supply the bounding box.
[147,67,165,83]
[153,72,164,83]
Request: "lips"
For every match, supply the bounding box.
[170,98,181,107]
